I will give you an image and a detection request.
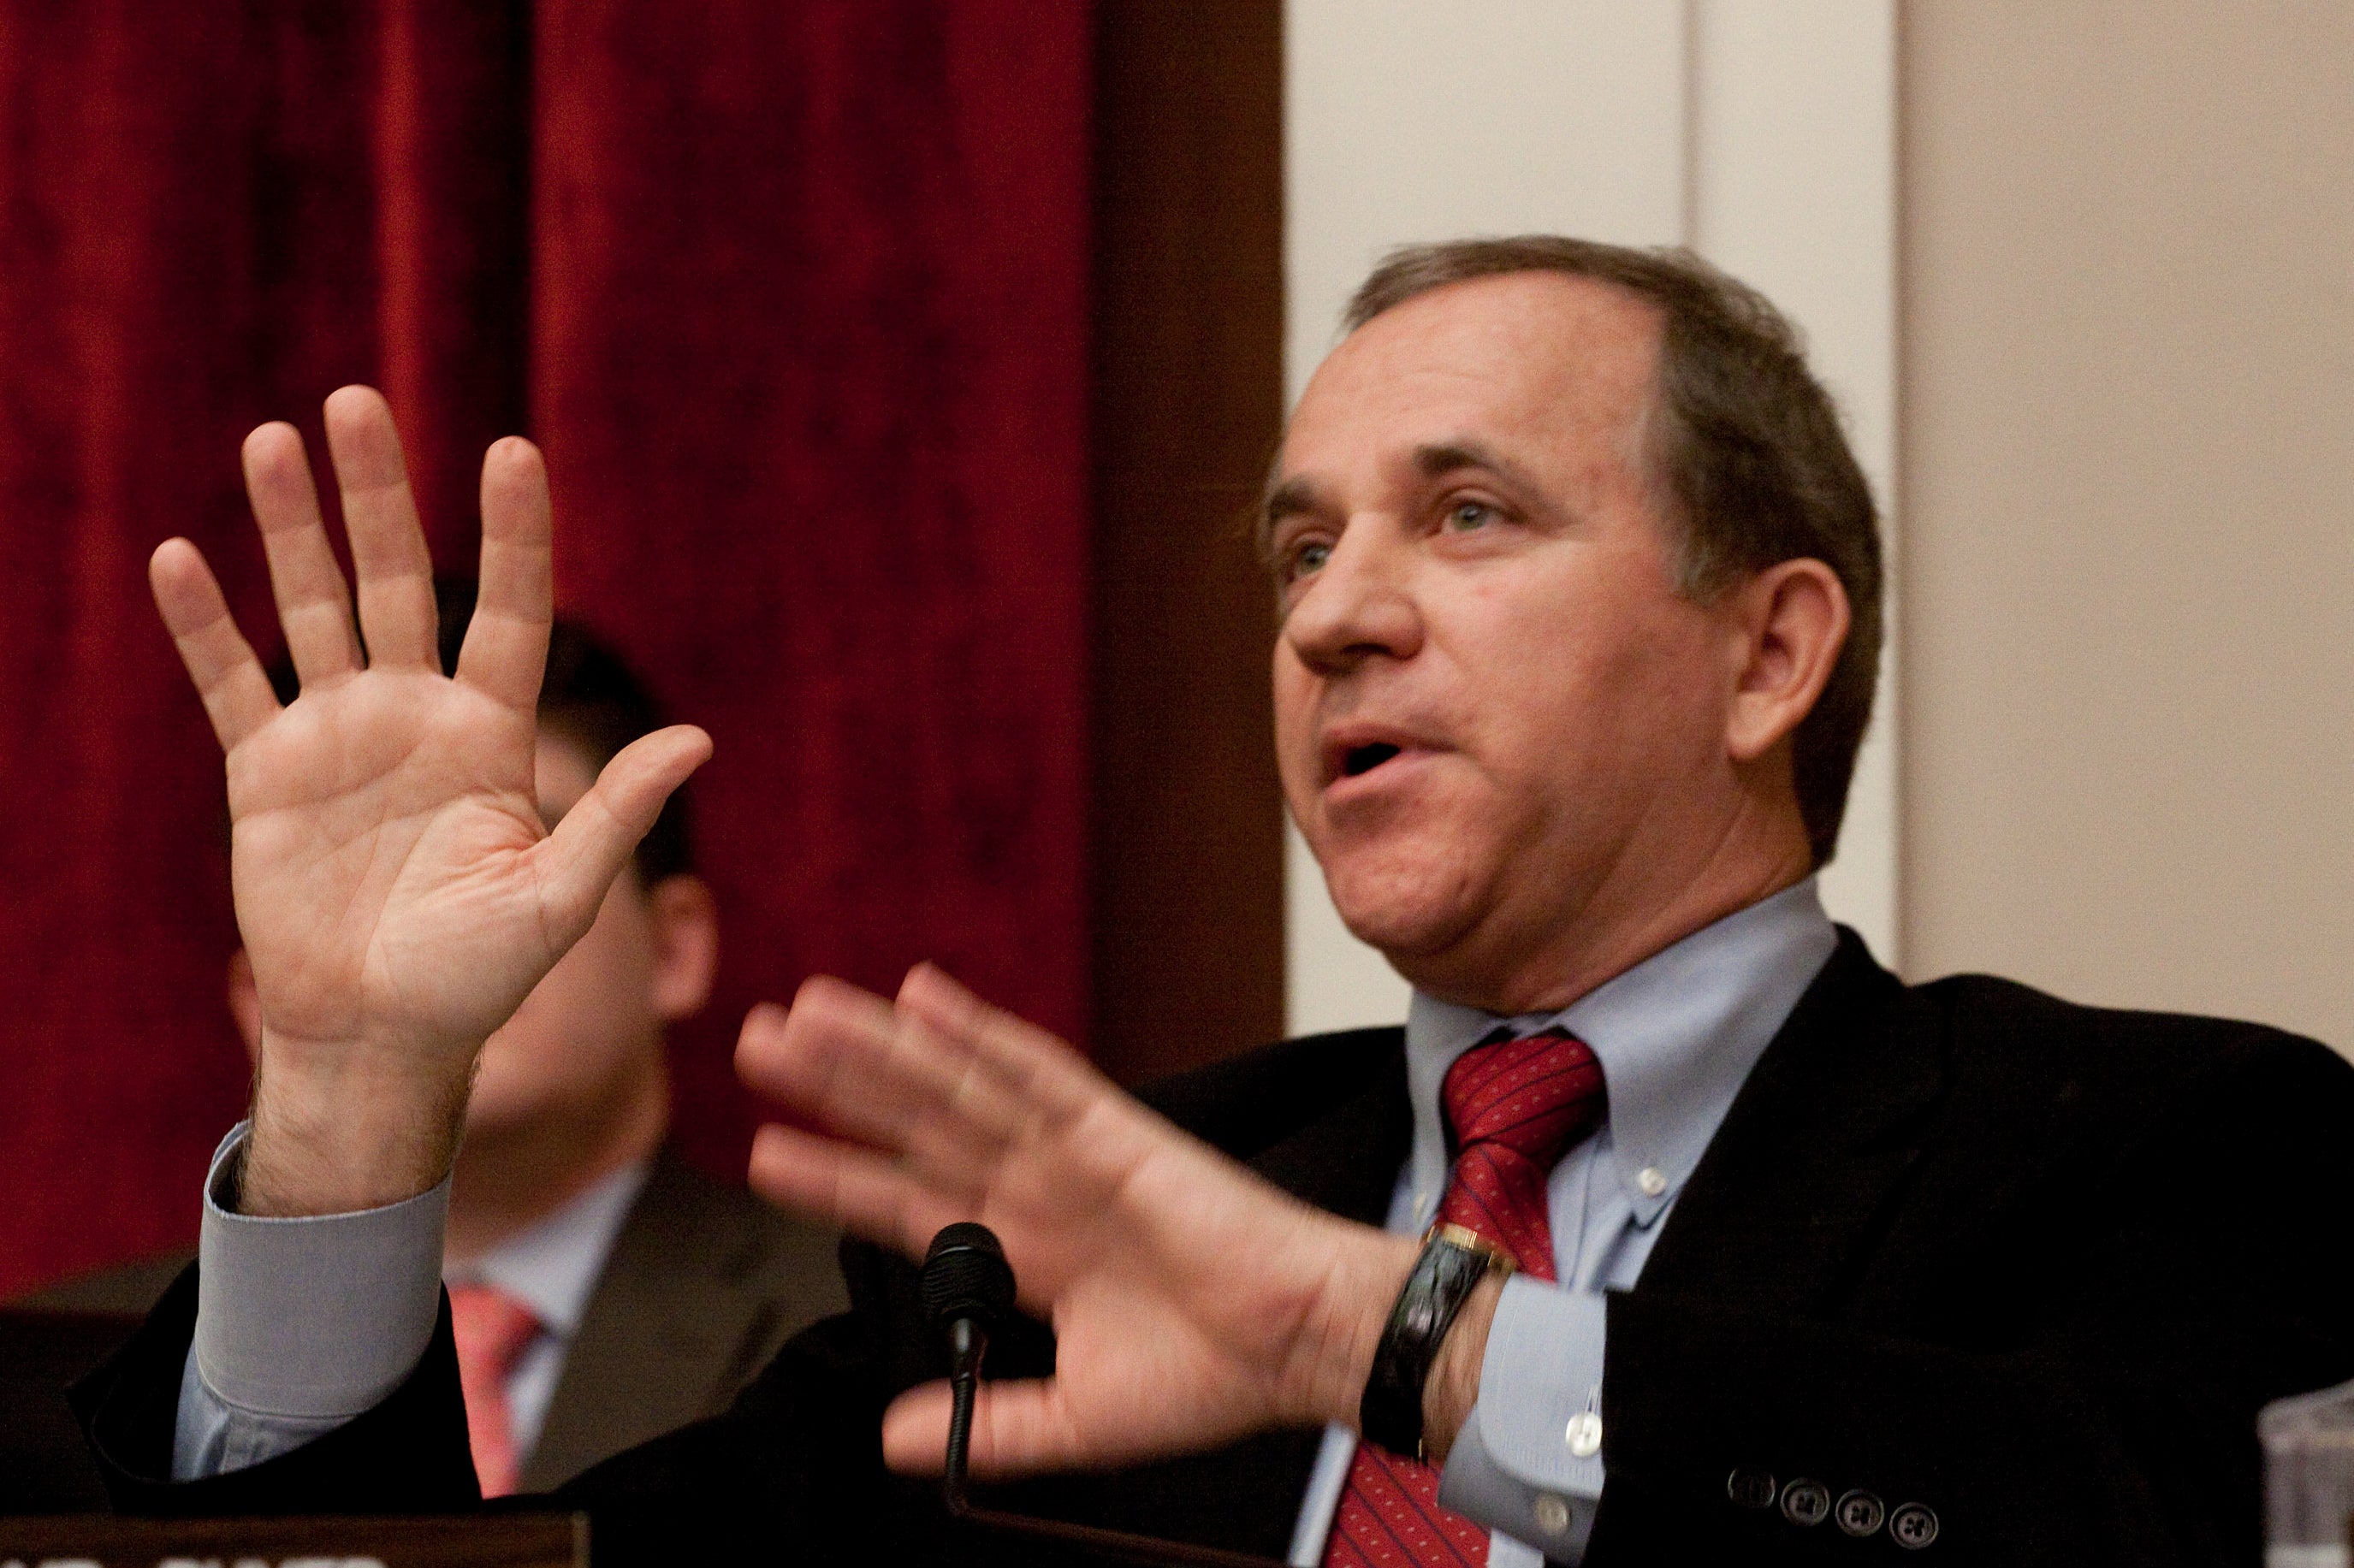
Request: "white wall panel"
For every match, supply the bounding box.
[1688,0,1900,962]
[1285,2,1688,401]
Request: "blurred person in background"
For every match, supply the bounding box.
[27,581,846,1494]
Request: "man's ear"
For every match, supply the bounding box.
[1723,558,1850,764]
[647,873,720,1022]
[225,949,263,1066]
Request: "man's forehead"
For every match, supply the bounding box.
[1275,271,1661,490]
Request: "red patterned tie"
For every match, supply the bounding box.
[449,1283,543,1497]
[1324,1027,1605,1568]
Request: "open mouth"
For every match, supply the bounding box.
[1318,725,1431,789]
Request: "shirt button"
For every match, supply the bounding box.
[1782,1479,1831,1527]
[1836,1489,1885,1536]
[1533,1494,1571,1535]
[1563,1411,1603,1457]
[1636,1166,1668,1197]
[1726,1468,1777,1510]
[1889,1502,1940,1549]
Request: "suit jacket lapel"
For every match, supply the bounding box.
[1141,1024,1412,1230]
[1245,1029,1412,1227]
[1636,932,1947,1317]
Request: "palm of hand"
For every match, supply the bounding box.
[227,669,555,1063]
[151,388,709,1212]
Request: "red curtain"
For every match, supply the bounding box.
[0,0,1090,1296]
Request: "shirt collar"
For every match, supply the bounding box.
[448,1159,649,1340]
[1403,878,1838,1228]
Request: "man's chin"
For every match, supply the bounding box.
[1322,862,1482,967]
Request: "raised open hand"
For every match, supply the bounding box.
[151,387,710,1215]
[738,965,1418,1479]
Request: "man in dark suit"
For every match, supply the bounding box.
[76,239,2354,1564]
[35,594,845,1493]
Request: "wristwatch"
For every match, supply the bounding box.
[1360,1223,1514,1459]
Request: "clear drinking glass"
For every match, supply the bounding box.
[2263,1378,2354,1568]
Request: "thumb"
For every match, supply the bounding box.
[882,1376,1084,1479]
[532,723,713,940]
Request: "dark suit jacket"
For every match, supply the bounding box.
[0,1310,143,1512]
[35,1145,846,1493]
[74,935,2354,1564]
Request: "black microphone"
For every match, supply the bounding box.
[919,1222,1017,1510]
[917,1223,1288,1568]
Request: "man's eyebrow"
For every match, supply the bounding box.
[1412,440,1539,491]
[1259,475,1325,547]
[1258,441,1544,553]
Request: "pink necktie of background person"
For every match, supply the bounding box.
[1324,1028,1607,1568]
[448,1282,543,1498]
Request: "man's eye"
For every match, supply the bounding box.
[1290,541,1332,579]
[1447,500,1496,531]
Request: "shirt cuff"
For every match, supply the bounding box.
[193,1121,450,1419]
[1438,1277,1608,1559]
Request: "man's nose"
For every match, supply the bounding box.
[1281,521,1422,675]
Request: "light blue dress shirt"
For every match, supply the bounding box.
[175,879,1836,1566]
[1287,879,1837,1565]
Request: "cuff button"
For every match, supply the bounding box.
[1533,1494,1571,1536]
[1890,1502,1940,1549]
[1726,1468,1776,1510]
[1781,1478,1831,1527]
[1835,1489,1885,1536]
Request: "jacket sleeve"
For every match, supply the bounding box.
[71,1263,480,1516]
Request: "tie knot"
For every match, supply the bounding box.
[449,1282,541,1377]
[1441,1026,1605,1171]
